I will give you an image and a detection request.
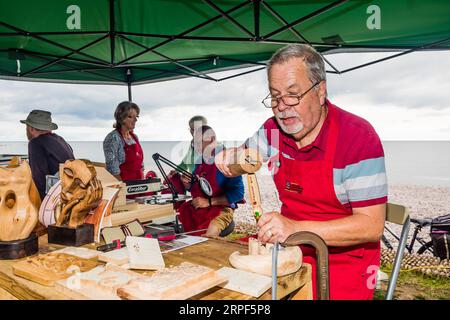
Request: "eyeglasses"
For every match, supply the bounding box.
[262,81,320,108]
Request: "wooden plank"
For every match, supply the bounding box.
[55,265,146,300]
[118,262,227,300]
[0,260,66,300]
[216,267,272,298]
[110,204,174,226]
[0,270,45,300]
[0,287,18,300]
[289,267,313,300]
[12,253,100,286]
[98,248,129,265]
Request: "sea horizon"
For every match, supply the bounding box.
[1,140,450,188]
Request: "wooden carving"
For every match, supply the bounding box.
[117,262,226,300]
[56,159,103,228]
[13,252,99,286]
[227,148,263,176]
[0,161,39,241]
[229,237,303,277]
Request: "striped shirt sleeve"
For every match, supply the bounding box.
[333,126,388,208]
[244,118,280,162]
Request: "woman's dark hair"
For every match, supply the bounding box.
[113,101,140,129]
[196,125,216,141]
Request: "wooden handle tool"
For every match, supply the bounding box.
[247,173,263,222]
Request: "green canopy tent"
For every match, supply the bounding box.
[1,0,450,100]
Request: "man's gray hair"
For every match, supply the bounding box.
[189,115,207,127]
[268,44,326,84]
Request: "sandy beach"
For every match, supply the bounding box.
[234,174,450,249]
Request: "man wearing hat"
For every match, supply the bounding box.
[20,110,74,200]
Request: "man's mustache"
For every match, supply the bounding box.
[277,110,300,120]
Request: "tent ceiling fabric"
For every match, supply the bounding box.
[1,0,449,85]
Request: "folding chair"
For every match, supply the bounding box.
[385,203,410,300]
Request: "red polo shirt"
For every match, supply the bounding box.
[245,100,388,208]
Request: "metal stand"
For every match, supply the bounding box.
[273,231,330,300]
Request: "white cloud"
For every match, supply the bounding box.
[1,51,449,141]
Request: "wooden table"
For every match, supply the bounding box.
[0,235,312,300]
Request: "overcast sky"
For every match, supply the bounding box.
[1,50,449,142]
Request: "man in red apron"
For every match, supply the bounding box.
[216,44,387,300]
[178,125,244,237]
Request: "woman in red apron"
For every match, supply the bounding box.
[103,102,144,199]
[268,103,380,300]
[118,129,144,181]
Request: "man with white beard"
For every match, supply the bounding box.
[216,44,387,300]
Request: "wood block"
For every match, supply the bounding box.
[112,203,139,212]
[216,267,272,298]
[229,241,303,277]
[55,264,146,300]
[98,248,129,266]
[47,223,94,247]
[117,262,227,300]
[0,288,18,300]
[52,246,100,260]
[0,233,38,260]
[12,252,99,286]
[126,236,165,270]
[111,204,174,226]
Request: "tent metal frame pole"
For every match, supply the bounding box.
[127,69,132,101]
[0,21,110,65]
[130,61,216,79]
[218,56,266,66]
[261,1,341,74]
[85,70,126,83]
[5,48,126,83]
[0,31,108,36]
[5,49,111,68]
[133,59,216,83]
[253,0,261,40]
[114,32,450,54]
[338,36,450,74]
[20,35,110,77]
[117,33,260,42]
[218,66,266,81]
[26,62,211,82]
[116,0,251,66]
[202,0,254,38]
[115,31,341,47]
[120,57,211,67]
[263,0,349,40]
[118,34,217,81]
[109,0,116,65]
